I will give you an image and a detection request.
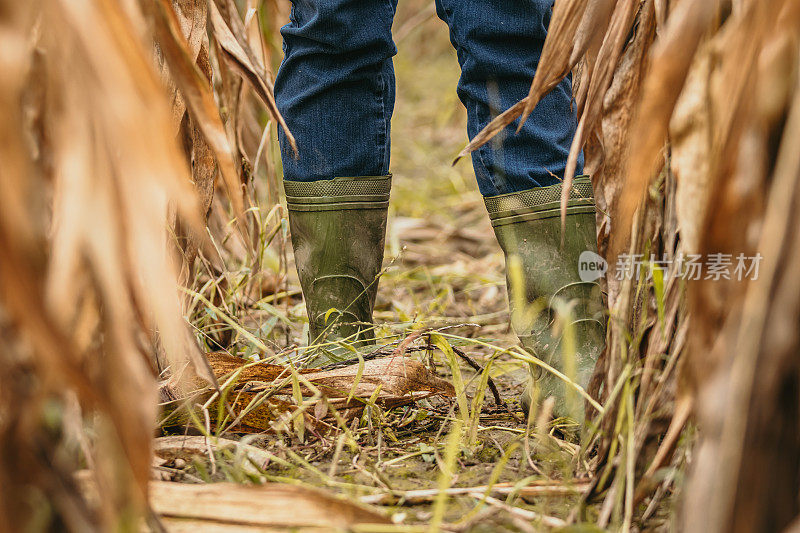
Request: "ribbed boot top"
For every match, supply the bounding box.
[284,175,391,212]
[483,177,595,226]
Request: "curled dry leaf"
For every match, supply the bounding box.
[167,0,217,276]
[157,0,207,129]
[611,0,721,256]
[159,352,455,434]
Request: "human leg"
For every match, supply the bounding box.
[275,0,398,356]
[437,0,604,423]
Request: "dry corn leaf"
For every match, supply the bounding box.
[207,0,297,154]
[669,40,714,255]
[158,0,208,128]
[612,0,722,255]
[0,0,220,527]
[77,472,390,530]
[151,481,391,530]
[172,0,207,64]
[147,0,246,223]
[520,0,591,123]
[159,352,455,434]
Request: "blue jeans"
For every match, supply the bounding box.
[274,0,581,196]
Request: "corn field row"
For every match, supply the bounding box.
[1,0,799,531]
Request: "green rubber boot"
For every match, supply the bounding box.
[284,176,390,363]
[484,177,605,425]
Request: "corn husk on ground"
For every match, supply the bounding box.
[3,0,800,531]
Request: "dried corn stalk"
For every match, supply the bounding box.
[0,0,196,528]
[0,0,288,530]
[464,0,800,529]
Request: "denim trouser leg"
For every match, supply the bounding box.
[435,0,582,195]
[275,0,398,181]
[274,0,581,196]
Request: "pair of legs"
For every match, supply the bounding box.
[274,0,582,194]
[274,0,603,423]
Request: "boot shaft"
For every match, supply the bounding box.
[485,177,605,423]
[485,177,603,345]
[285,176,391,347]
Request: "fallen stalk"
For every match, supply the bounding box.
[470,494,566,528]
[360,480,590,505]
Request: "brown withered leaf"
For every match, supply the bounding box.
[586,0,657,299]
[670,41,714,256]
[681,3,800,531]
[152,481,391,529]
[77,471,390,530]
[558,0,640,230]
[172,0,206,63]
[159,352,455,434]
[573,0,616,113]
[147,0,246,223]
[519,0,590,123]
[176,45,216,278]
[208,0,297,154]
[165,0,207,127]
[156,0,208,132]
[611,0,721,256]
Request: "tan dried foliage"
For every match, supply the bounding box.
[77,470,391,530]
[461,0,800,529]
[0,0,292,529]
[5,0,800,530]
[160,352,456,433]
